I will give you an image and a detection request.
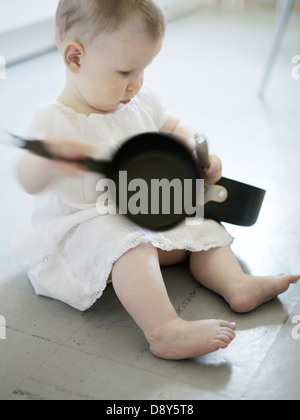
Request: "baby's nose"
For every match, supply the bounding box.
[127,72,144,93]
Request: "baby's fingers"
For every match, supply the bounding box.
[47,160,86,177]
[45,136,94,161]
[204,154,222,185]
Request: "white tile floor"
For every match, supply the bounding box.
[0,6,300,400]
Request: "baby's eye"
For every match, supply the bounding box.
[118,71,131,77]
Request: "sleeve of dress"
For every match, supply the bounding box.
[27,104,101,209]
[28,104,76,140]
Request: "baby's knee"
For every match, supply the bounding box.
[112,242,159,279]
[127,242,157,256]
[114,242,157,267]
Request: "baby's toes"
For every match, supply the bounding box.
[218,328,235,343]
[290,274,300,284]
[276,274,299,293]
[220,321,237,331]
[278,274,300,284]
[213,333,235,350]
[213,321,236,350]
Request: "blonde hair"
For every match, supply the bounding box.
[55,0,166,50]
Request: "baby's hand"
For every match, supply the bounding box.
[204,154,222,185]
[17,137,97,195]
[44,136,95,176]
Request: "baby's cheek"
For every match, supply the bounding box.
[110,83,127,99]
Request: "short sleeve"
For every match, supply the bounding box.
[28,104,76,140]
[26,104,100,208]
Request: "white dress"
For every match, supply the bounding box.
[11,86,233,311]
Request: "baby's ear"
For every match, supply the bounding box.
[64,42,85,73]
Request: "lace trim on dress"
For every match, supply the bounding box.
[25,230,233,310]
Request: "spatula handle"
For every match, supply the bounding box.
[195,134,209,169]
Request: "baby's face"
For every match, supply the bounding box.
[75,16,162,113]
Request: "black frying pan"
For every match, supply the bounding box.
[195,135,266,227]
[1,130,265,230]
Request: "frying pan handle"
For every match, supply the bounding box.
[195,134,229,207]
[195,134,210,169]
[11,136,110,175]
[25,139,110,174]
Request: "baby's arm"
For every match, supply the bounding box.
[160,113,197,152]
[160,113,222,184]
[17,138,93,195]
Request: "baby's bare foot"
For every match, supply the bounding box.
[228,274,300,313]
[146,318,236,360]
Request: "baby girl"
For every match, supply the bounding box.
[12,0,299,360]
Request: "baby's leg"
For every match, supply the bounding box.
[190,246,300,313]
[157,248,188,266]
[112,243,236,360]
